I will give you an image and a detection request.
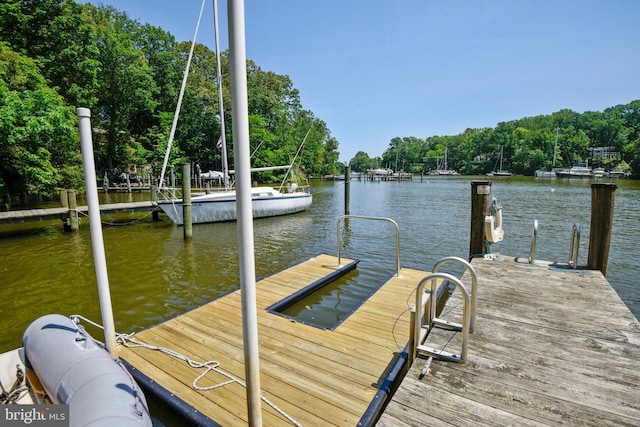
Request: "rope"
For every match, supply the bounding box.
[0,365,27,404]
[71,315,302,427]
[76,209,157,226]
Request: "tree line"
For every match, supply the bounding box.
[350,101,640,177]
[1,1,638,208]
[0,0,339,207]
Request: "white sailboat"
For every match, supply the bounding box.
[158,176,312,225]
[429,147,459,175]
[156,1,311,225]
[487,146,512,176]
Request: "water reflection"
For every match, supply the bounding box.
[0,177,638,354]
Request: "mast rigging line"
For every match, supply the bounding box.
[158,0,206,190]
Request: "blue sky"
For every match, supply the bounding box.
[82,0,640,163]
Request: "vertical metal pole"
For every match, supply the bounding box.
[587,183,616,274]
[182,163,192,240]
[228,1,262,424]
[76,108,117,358]
[469,180,491,258]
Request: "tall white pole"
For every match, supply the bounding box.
[76,108,118,358]
[227,1,263,425]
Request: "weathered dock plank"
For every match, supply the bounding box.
[118,254,431,426]
[378,255,640,427]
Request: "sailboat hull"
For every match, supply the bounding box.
[157,187,312,225]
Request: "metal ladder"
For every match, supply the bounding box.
[409,257,478,364]
[528,221,580,269]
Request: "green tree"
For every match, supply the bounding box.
[0,0,100,108]
[350,151,374,172]
[85,5,158,171]
[0,43,82,205]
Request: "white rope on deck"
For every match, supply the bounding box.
[71,315,302,427]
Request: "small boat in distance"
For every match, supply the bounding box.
[486,146,512,176]
[429,147,459,175]
[555,162,593,178]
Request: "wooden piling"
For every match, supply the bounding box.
[469,180,491,258]
[587,183,616,274]
[344,164,351,215]
[150,185,159,221]
[67,189,79,231]
[182,163,192,240]
[59,189,68,208]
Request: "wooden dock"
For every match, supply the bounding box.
[118,254,429,426]
[0,201,157,224]
[378,255,640,426]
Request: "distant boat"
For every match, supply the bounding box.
[555,162,593,178]
[429,147,459,175]
[487,146,512,176]
[535,170,557,178]
[608,168,630,179]
[593,167,605,179]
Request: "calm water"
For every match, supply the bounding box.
[1,176,639,356]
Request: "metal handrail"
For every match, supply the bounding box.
[529,220,538,264]
[411,272,470,363]
[569,223,580,269]
[336,215,401,277]
[432,257,478,333]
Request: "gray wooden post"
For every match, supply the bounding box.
[60,189,68,208]
[182,163,192,240]
[344,164,351,215]
[67,189,79,231]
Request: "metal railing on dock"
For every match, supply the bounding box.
[336,215,401,276]
[409,257,477,364]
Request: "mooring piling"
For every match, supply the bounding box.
[588,183,617,274]
[469,180,492,258]
[182,163,192,240]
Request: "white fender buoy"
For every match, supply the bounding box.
[23,314,152,427]
[484,198,504,243]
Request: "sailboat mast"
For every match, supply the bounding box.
[553,127,558,168]
[444,147,448,171]
[214,0,229,190]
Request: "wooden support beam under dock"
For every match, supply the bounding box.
[118,254,429,426]
[378,255,640,426]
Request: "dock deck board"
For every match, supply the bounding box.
[118,254,428,426]
[377,256,640,427]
